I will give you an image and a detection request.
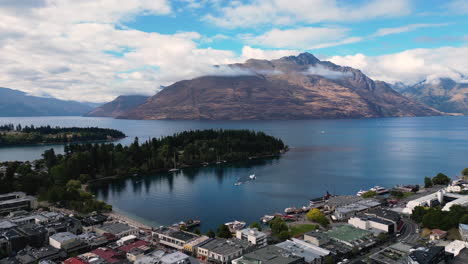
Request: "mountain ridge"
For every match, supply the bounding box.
[117,52,441,120]
[85,95,149,117]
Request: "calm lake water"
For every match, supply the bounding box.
[1,116,467,231]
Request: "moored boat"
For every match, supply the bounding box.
[225,220,246,232]
[260,215,275,223]
[284,207,297,214]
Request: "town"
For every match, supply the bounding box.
[1,170,468,264]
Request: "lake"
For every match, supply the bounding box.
[0,116,467,231]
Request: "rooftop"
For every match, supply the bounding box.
[237,228,266,238]
[50,232,78,243]
[92,247,124,264]
[160,252,190,264]
[97,222,136,235]
[365,208,401,222]
[156,227,199,242]
[240,245,304,264]
[118,239,149,253]
[276,239,329,262]
[408,246,445,264]
[199,238,249,255]
[326,225,372,243]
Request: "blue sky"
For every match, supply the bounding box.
[0,0,467,102]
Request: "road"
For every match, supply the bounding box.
[399,217,420,244]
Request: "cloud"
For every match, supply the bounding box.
[446,0,468,14]
[240,46,300,61]
[328,46,468,84]
[203,0,411,28]
[241,27,349,49]
[372,23,451,37]
[305,64,352,79]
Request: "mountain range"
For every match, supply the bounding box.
[0,87,93,117]
[392,78,468,114]
[117,53,440,120]
[85,95,149,117]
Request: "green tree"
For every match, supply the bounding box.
[323,255,334,264]
[462,168,468,177]
[193,228,201,235]
[206,229,215,238]
[306,208,329,227]
[432,173,450,185]
[270,218,289,235]
[411,206,427,223]
[424,176,433,188]
[361,190,377,198]
[278,230,291,241]
[250,221,262,231]
[216,224,232,238]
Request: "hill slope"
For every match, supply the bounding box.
[0,87,92,117]
[394,78,468,114]
[85,95,149,117]
[118,53,441,120]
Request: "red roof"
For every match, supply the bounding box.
[64,257,88,264]
[118,240,149,253]
[91,248,124,264]
[431,229,447,235]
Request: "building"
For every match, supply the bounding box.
[153,227,199,250]
[407,246,453,264]
[0,193,37,215]
[333,199,381,220]
[429,229,447,241]
[232,245,305,264]
[324,196,363,211]
[460,224,468,241]
[94,222,138,238]
[444,240,468,257]
[364,209,402,233]
[275,239,330,264]
[91,247,127,264]
[402,190,468,214]
[182,235,210,254]
[48,232,80,250]
[236,228,267,247]
[303,232,330,247]
[348,216,395,234]
[197,238,251,264]
[15,245,66,264]
[369,242,413,264]
[126,248,146,262]
[451,248,468,264]
[159,252,191,264]
[325,225,375,248]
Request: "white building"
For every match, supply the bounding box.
[235,228,267,247]
[460,224,468,242]
[445,240,468,256]
[197,238,250,264]
[49,232,79,249]
[348,216,395,233]
[116,235,137,246]
[403,190,468,213]
[276,238,330,264]
[160,252,190,264]
[402,192,440,214]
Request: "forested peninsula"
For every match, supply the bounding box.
[0,124,125,146]
[0,129,286,213]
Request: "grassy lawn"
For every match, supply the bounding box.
[290,224,318,237]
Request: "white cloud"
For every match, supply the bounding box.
[241,27,349,49]
[446,0,468,14]
[240,46,300,61]
[328,46,468,84]
[204,0,411,28]
[305,64,352,79]
[372,23,451,37]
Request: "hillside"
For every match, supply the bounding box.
[394,78,468,114]
[85,95,149,117]
[118,53,441,120]
[0,87,92,116]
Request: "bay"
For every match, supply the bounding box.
[0,116,467,231]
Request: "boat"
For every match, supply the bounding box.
[284,207,297,214]
[234,182,242,186]
[356,190,366,196]
[178,219,200,229]
[249,174,256,180]
[260,215,275,223]
[169,152,180,172]
[370,186,389,195]
[225,220,246,232]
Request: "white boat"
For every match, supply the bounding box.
[225,220,246,232]
[169,168,180,172]
[284,207,297,214]
[370,186,389,194]
[234,182,242,186]
[249,174,256,180]
[356,190,366,196]
[260,215,275,223]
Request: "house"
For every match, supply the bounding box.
[91,247,127,264]
[236,228,267,247]
[275,239,330,264]
[197,238,251,264]
[429,229,447,241]
[303,231,330,247]
[153,227,199,250]
[232,245,305,264]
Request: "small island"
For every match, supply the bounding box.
[0,129,286,214]
[0,124,126,147]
